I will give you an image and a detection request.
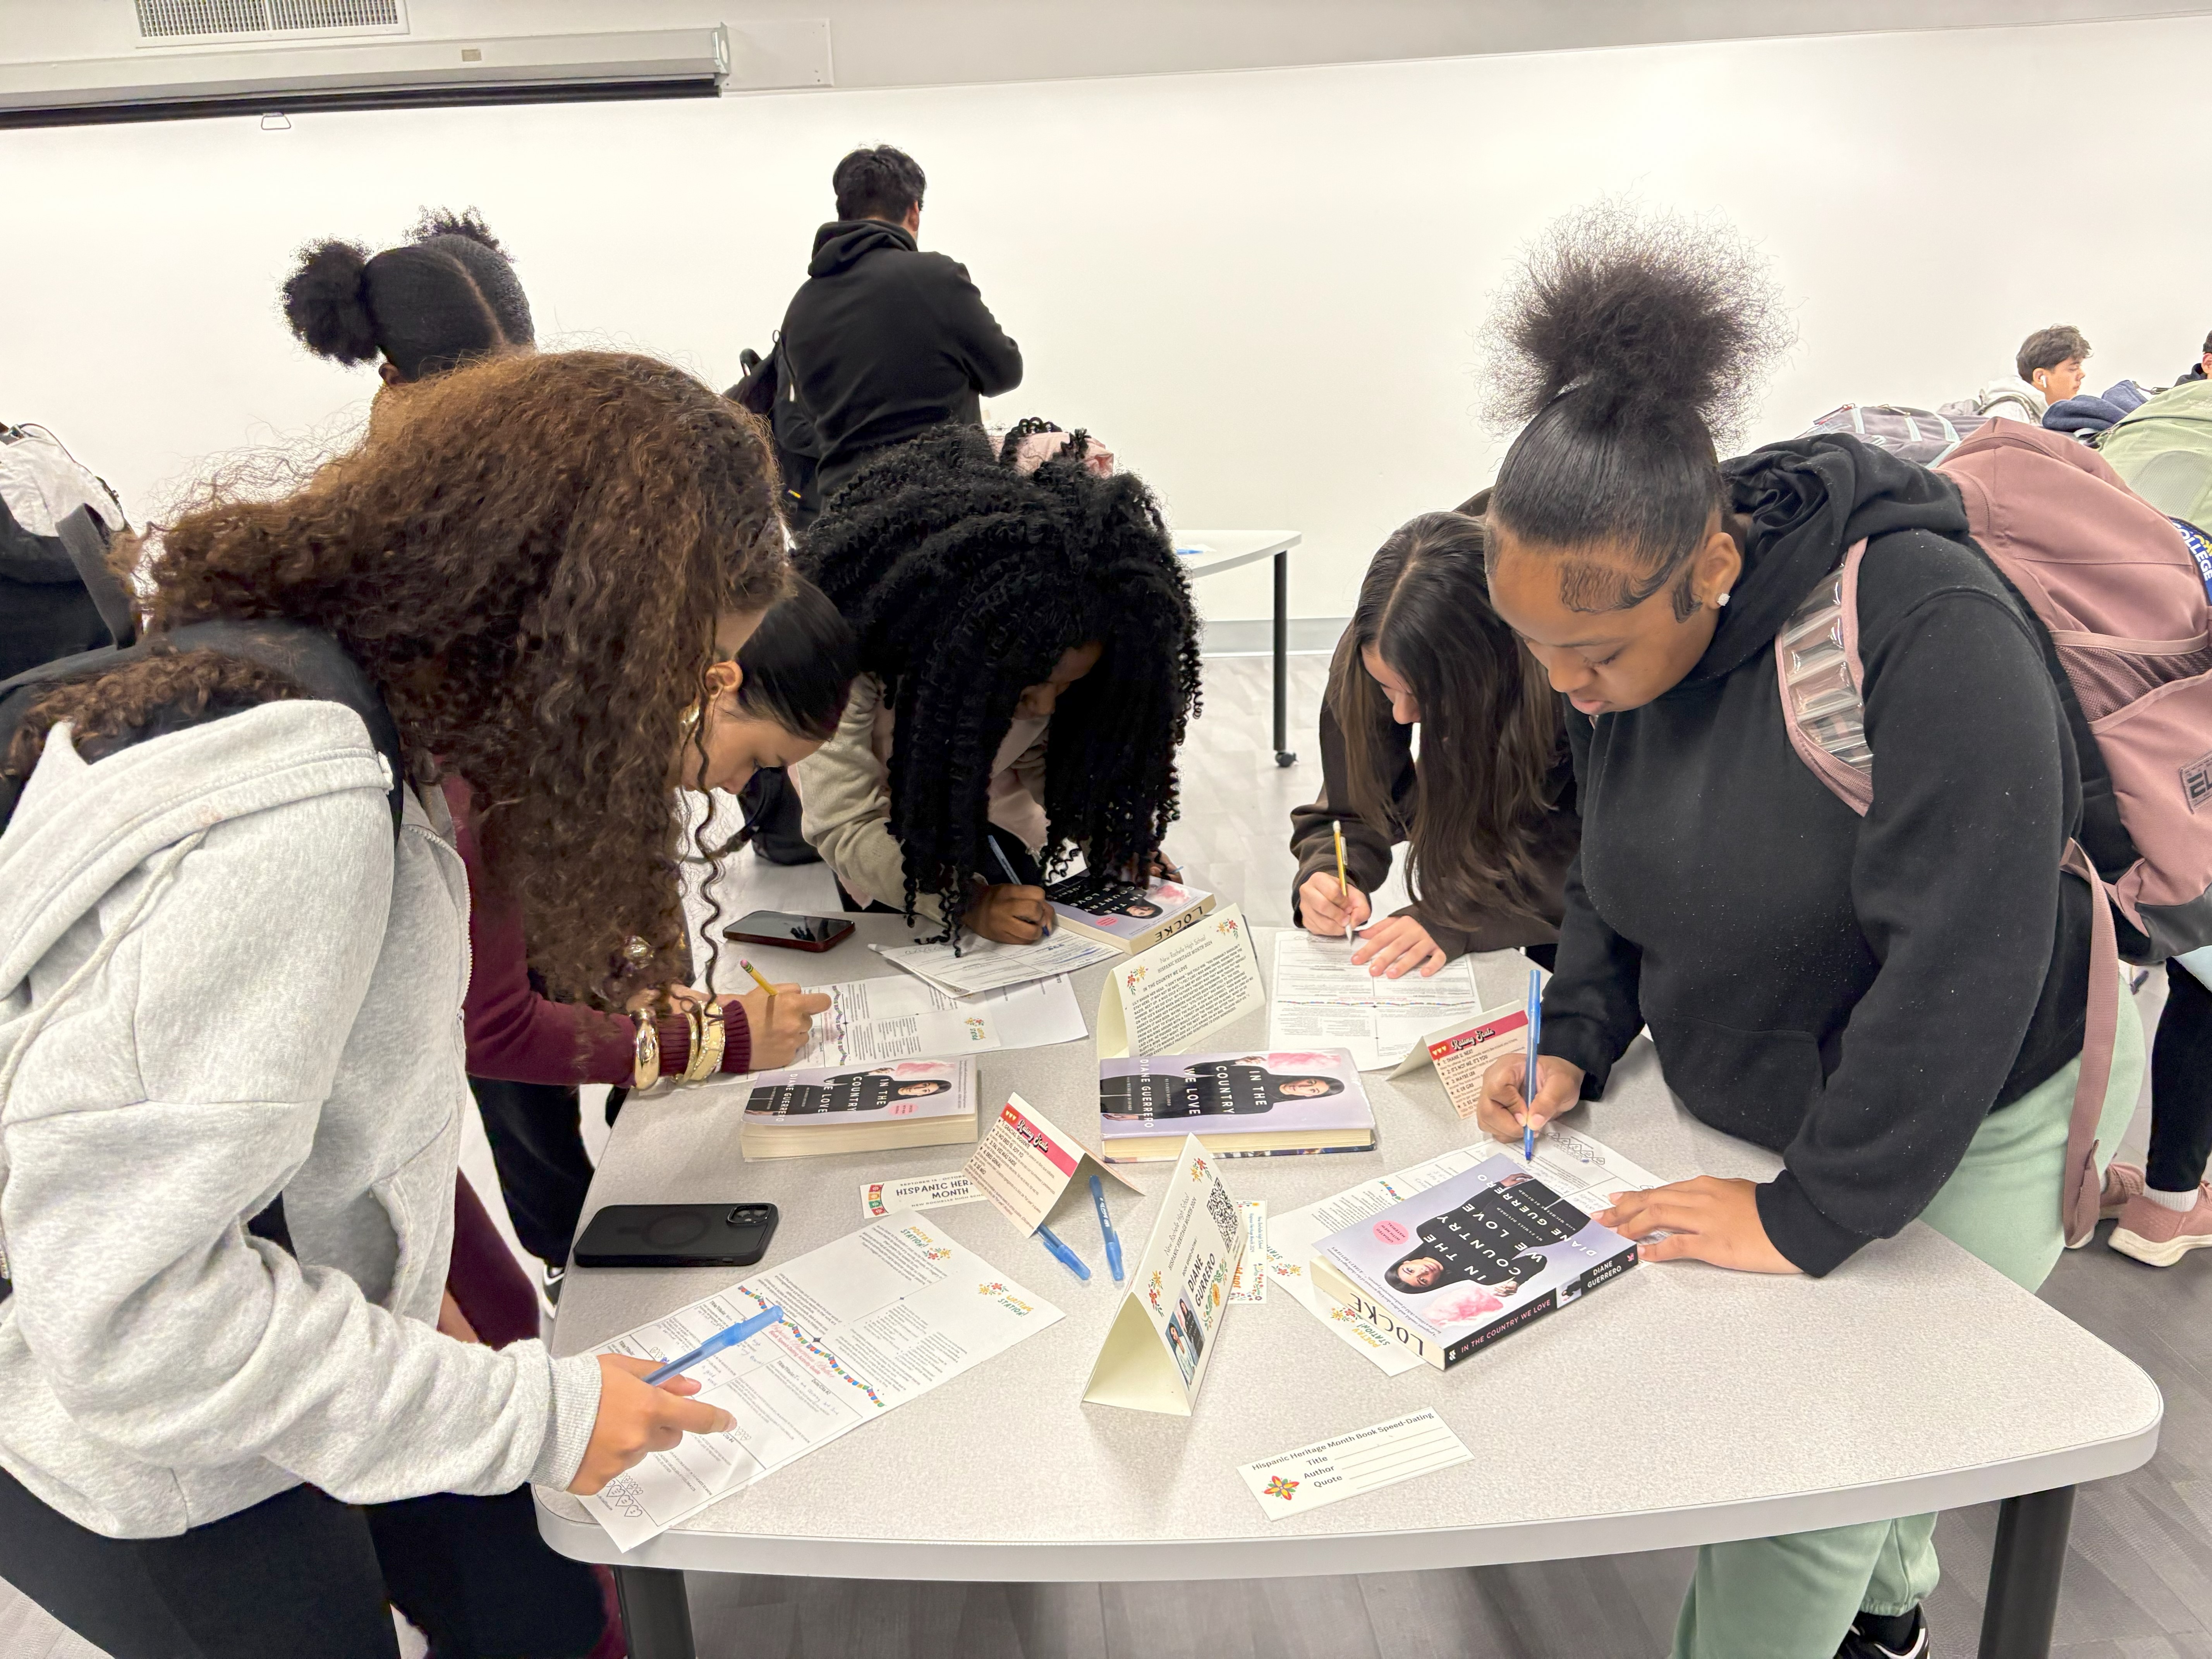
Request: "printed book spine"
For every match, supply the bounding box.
[1055,892,1217,955]
[1308,1243,1638,1371]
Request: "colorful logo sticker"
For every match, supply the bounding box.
[1263,1476,1299,1500]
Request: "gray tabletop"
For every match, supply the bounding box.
[538,920,2161,1580]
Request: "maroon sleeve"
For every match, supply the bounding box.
[445,777,753,1084]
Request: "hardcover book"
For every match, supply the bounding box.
[1097,1049,1376,1162]
[738,1058,977,1159]
[1307,1152,1638,1369]
[1045,872,1216,954]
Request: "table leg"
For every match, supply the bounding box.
[1978,1485,2075,1659]
[1273,549,1295,767]
[614,1565,696,1659]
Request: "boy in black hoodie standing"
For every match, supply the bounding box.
[778,146,1024,522]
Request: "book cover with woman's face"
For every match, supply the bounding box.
[745,1058,968,1120]
[1098,1049,1369,1132]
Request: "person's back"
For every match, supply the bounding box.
[779,146,1022,510]
[0,423,131,681]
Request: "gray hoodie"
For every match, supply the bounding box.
[0,700,600,1537]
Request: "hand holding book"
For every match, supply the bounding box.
[1477,1051,1584,1142]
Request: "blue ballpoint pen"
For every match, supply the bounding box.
[1090,1174,1125,1283]
[1035,1222,1092,1282]
[1523,966,1542,1164]
[644,1303,784,1385]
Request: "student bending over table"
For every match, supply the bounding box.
[1471,205,2144,1659]
[793,425,1200,945]
[0,351,780,1658]
[453,574,849,1281]
[1290,507,1581,979]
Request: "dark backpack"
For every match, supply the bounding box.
[727,340,822,526]
[0,618,406,840]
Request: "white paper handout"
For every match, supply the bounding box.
[1227,1201,1267,1304]
[1096,903,1266,1058]
[962,1094,1139,1234]
[574,1217,1063,1551]
[791,977,1001,1069]
[874,931,1119,997]
[1270,1128,1666,1374]
[1268,932,1485,1072]
[1238,1409,1472,1520]
[1082,1134,1245,1415]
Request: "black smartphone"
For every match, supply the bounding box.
[722,911,855,952]
[572,1204,779,1269]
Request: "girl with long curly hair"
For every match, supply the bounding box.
[0,350,811,1657]
[1289,505,1580,979]
[793,425,1201,944]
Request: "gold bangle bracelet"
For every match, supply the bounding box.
[687,1004,727,1082]
[631,1012,661,1092]
[676,1007,709,1084]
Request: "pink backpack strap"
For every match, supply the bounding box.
[1775,538,1873,816]
[2059,840,2120,1247]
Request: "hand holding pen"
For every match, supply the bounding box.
[973,838,1054,945]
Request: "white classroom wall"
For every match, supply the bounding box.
[5,10,2209,623]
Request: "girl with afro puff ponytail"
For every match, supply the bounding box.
[794,425,1200,944]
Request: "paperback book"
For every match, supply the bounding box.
[1098,1049,1377,1162]
[1307,1152,1638,1369]
[1044,872,1215,954]
[738,1057,977,1160]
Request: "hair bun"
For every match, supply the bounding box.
[410,206,507,257]
[282,239,380,364]
[1483,201,1791,446]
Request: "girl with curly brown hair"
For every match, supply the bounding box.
[0,350,807,1657]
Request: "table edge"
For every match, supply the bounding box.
[1176,531,1302,576]
[535,1405,2160,1580]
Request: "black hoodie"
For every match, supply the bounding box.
[1540,435,2092,1276]
[778,220,1023,502]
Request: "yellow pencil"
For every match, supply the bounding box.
[1331,820,1353,943]
[738,957,778,1013]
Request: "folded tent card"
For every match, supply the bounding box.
[1081,1133,1247,1416]
[961,1093,1142,1238]
[1095,902,1266,1059]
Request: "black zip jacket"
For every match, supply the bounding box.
[779,219,1022,502]
[1540,435,2092,1276]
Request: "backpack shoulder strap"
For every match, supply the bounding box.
[1774,537,1873,815]
[52,506,136,650]
[0,620,404,840]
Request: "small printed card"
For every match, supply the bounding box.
[1096,903,1265,1059]
[1237,1408,1473,1520]
[858,1171,987,1220]
[1389,1000,1531,1116]
[1227,1201,1267,1303]
[962,1094,1139,1235]
[1081,1134,1245,1417]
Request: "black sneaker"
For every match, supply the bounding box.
[1836,1607,1927,1658]
[542,1264,565,1307]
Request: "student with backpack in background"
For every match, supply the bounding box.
[0,422,133,682]
[1970,323,2092,426]
[0,351,778,1657]
[1472,205,2144,1659]
[1288,507,1580,978]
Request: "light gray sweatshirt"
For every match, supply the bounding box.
[0,701,601,1537]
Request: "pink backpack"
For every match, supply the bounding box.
[1776,419,2212,1244]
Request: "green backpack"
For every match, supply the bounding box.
[2100,378,2212,528]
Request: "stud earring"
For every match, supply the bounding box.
[1716,591,1731,608]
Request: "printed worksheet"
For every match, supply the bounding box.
[1268,933,1486,1071]
[1238,1409,1472,1519]
[575,1219,1062,1551]
[788,974,1087,1068]
[1269,1130,1665,1374]
[874,931,1120,996]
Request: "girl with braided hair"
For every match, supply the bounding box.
[793,424,1200,944]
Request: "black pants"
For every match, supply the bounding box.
[0,1466,603,1659]
[2147,959,2212,1192]
[468,1076,595,1273]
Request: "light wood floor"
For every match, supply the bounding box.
[6,653,2207,1659]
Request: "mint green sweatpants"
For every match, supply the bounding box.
[1671,993,2145,1659]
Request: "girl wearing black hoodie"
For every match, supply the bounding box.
[1472,206,2144,1659]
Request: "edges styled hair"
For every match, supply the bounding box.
[1483,202,1790,613]
[132,350,788,1003]
[282,206,535,383]
[1333,511,1566,927]
[798,425,1200,940]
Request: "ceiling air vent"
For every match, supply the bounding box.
[134,0,407,46]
